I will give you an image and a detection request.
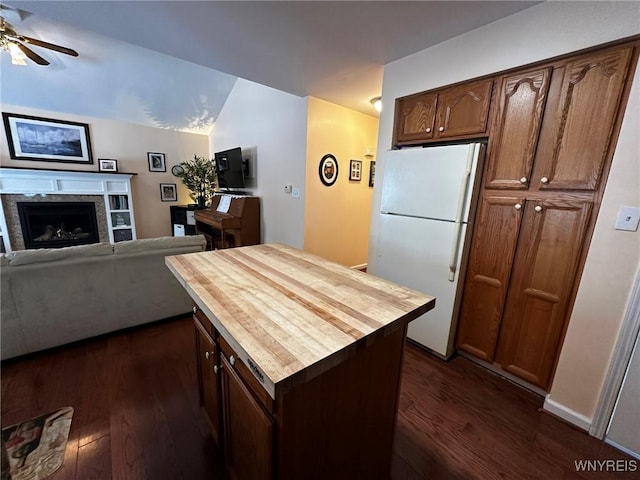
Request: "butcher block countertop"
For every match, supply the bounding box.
[166,243,435,399]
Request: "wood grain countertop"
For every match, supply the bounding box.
[166,243,435,399]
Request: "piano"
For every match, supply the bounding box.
[194,195,260,249]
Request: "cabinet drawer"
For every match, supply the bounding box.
[219,336,274,413]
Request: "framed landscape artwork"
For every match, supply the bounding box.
[2,112,93,164]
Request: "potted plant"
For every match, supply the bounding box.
[174,154,217,208]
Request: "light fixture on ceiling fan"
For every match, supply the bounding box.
[0,16,78,66]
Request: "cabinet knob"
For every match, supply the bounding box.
[534,205,543,213]
[229,355,236,366]
[192,306,198,314]
[205,351,210,360]
[519,177,528,184]
[425,127,432,133]
[438,126,445,132]
[514,203,522,210]
[214,365,220,374]
[540,176,549,184]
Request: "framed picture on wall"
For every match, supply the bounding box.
[349,160,362,181]
[98,158,118,172]
[369,161,376,187]
[148,152,166,172]
[160,183,177,202]
[319,154,338,186]
[2,112,93,164]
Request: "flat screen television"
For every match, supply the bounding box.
[214,147,246,191]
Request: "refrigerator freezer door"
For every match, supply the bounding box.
[373,213,467,357]
[380,144,480,222]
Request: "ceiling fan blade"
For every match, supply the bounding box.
[20,35,78,57]
[15,42,50,65]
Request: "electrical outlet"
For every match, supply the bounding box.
[615,206,640,231]
[292,187,301,199]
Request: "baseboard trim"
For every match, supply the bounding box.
[543,395,592,431]
[350,263,367,271]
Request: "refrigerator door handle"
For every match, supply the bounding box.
[448,144,476,282]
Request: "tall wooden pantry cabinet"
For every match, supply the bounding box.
[455,41,638,389]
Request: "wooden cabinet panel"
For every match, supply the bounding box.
[533,45,634,191]
[456,195,524,361]
[494,199,593,389]
[221,354,274,480]
[194,319,222,446]
[435,79,493,138]
[485,68,551,189]
[395,93,437,143]
[393,78,493,145]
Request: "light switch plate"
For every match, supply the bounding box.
[615,206,640,231]
[292,187,301,199]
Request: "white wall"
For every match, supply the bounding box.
[211,79,308,248]
[370,1,640,428]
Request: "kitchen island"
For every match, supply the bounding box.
[166,243,435,480]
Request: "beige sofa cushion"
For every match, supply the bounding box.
[5,242,113,266]
[114,235,206,254]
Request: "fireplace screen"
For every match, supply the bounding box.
[17,202,100,249]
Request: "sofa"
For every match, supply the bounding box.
[1,235,206,360]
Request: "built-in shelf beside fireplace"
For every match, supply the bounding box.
[0,168,136,252]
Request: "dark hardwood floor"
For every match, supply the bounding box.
[1,316,633,479]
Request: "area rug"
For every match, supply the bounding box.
[1,407,73,480]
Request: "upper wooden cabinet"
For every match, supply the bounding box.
[484,68,552,189]
[532,44,634,191]
[394,92,437,143]
[394,79,493,145]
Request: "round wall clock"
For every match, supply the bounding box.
[171,165,184,176]
[319,154,338,186]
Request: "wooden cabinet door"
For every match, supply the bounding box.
[485,68,551,189]
[194,320,222,446]
[435,78,493,138]
[221,354,274,480]
[394,92,437,143]
[456,194,525,361]
[533,45,634,191]
[494,199,593,389]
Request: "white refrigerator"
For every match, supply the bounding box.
[370,143,483,358]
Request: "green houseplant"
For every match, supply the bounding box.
[175,155,217,208]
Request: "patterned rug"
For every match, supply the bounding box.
[1,407,73,480]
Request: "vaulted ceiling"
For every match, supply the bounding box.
[2,1,540,133]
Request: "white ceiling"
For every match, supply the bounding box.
[2,1,541,131]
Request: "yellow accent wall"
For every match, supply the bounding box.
[304,98,378,267]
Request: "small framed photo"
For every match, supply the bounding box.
[349,159,362,181]
[160,183,177,202]
[148,152,166,172]
[98,158,118,172]
[369,161,376,187]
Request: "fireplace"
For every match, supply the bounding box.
[17,202,100,249]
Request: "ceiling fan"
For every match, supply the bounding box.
[0,16,78,65]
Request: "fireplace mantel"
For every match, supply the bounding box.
[0,168,137,252]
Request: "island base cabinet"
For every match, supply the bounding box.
[194,308,409,480]
[221,354,274,480]
[275,325,407,480]
[194,318,222,446]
